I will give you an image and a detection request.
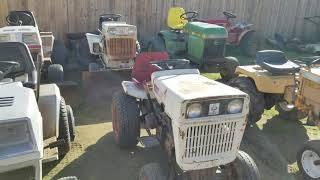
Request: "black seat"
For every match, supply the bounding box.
[255,50,300,75]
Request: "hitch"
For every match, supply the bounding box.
[44,139,65,149]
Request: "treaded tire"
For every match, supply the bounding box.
[51,40,68,66]
[229,77,265,124]
[240,32,257,57]
[230,151,261,180]
[148,35,166,52]
[112,91,140,148]
[48,64,64,83]
[58,97,71,157]
[57,176,78,180]
[275,103,307,121]
[66,105,76,141]
[139,163,166,180]
[220,56,240,81]
[297,140,320,180]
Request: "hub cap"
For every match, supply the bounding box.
[301,150,320,178]
[278,101,295,111]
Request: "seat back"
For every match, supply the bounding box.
[132,52,169,83]
[167,7,188,30]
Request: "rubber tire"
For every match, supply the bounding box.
[112,91,140,148]
[275,103,307,121]
[240,32,257,57]
[51,40,68,66]
[297,140,320,180]
[78,38,93,67]
[57,176,78,180]
[58,97,71,157]
[88,62,101,72]
[230,151,261,180]
[48,64,64,83]
[139,163,166,180]
[229,77,265,124]
[66,105,76,142]
[148,35,166,52]
[220,56,240,81]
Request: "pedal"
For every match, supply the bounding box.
[138,136,160,148]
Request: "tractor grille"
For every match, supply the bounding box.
[0,97,14,107]
[203,39,225,58]
[106,38,136,60]
[184,121,237,159]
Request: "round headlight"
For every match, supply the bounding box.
[187,103,202,118]
[227,99,243,114]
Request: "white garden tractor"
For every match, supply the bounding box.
[111,52,260,180]
[0,10,66,83]
[85,13,140,72]
[0,42,76,180]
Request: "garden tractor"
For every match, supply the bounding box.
[148,7,239,81]
[228,50,320,124]
[85,13,140,72]
[0,42,76,180]
[112,52,260,180]
[201,11,257,56]
[0,10,66,83]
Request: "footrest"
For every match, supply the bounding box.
[138,136,160,148]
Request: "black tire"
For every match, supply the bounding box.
[58,97,71,157]
[48,64,64,83]
[229,151,261,180]
[297,140,320,180]
[229,77,265,124]
[51,40,68,66]
[275,102,307,121]
[78,38,94,67]
[112,91,140,148]
[139,163,166,180]
[57,176,78,180]
[220,56,240,81]
[88,62,101,72]
[148,35,166,52]
[240,32,258,57]
[66,105,76,142]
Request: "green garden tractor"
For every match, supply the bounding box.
[148,7,239,80]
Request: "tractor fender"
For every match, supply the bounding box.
[238,29,255,45]
[122,81,148,99]
[38,84,61,139]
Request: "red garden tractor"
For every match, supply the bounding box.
[201,11,257,56]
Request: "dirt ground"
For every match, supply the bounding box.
[42,71,319,180]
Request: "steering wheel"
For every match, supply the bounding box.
[223,11,237,19]
[0,61,20,80]
[150,59,190,70]
[6,12,32,26]
[100,14,122,21]
[180,11,199,21]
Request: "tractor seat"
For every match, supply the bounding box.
[132,52,169,84]
[167,7,188,30]
[256,50,300,75]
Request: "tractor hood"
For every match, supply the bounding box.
[184,22,228,39]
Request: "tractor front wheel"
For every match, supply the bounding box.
[228,151,261,180]
[220,56,239,82]
[240,32,258,57]
[229,77,265,124]
[112,91,140,148]
[139,163,166,180]
[275,102,307,121]
[297,140,320,180]
[58,97,71,157]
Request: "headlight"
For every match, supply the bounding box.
[0,34,10,42]
[187,103,202,118]
[227,99,243,114]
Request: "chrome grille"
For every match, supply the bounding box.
[184,121,237,159]
[0,97,14,107]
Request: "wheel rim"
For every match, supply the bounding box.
[278,101,295,112]
[112,103,119,142]
[301,150,320,178]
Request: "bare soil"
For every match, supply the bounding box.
[42,71,318,180]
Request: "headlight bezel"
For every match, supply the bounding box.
[186,103,202,119]
[227,99,244,114]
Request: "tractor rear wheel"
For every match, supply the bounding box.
[240,32,258,57]
[229,77,265,124]
[112,91,140,148]
[275,102,307,121]
[297,140,320,180]
[139,163,166,180]
[58,97,71,157]
[228,151,260,180]
[220,56,239,81]
[148,35,166,52]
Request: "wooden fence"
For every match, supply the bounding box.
[0,0,319,42]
